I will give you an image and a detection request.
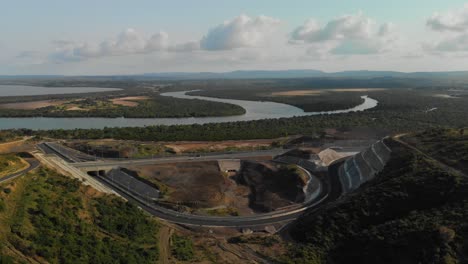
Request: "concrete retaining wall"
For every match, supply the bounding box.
[338,140,391,194]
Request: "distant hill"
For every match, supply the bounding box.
[3,70,468,80]
[285,129,468,264]
[140,70,468,80]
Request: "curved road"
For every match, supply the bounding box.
[0,157,40,184]
[41,142,345,227]
[94,170,333,227]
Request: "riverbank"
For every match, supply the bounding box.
[0,91,378,130]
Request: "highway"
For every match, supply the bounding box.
[0,157,40,184]
[38,142,346,227]
[73,149,287,169]
[94,168,333,227]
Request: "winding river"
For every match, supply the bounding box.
[0,86,378,130]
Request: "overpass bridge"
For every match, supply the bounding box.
[73,149,286,173]
[35,140,391,228]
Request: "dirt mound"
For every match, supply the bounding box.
[126,161,228,208]
[318,148,345,166]
[237,161,305,212]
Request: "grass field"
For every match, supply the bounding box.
[0,154,28,179]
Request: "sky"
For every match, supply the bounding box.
[2,0,468,75]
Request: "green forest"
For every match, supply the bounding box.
[283,133,468,264]
[0,167,160,263]
[0,95,245,118]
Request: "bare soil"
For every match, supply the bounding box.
[66,106,88,111]
[0,139,35,154]
[110,96,149,107]
[165,139,276,153]
[0,100,67,110]
[126,161,253,213]
[237,161,306,212]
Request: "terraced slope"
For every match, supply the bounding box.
[338,140,391,193]
[286,133,468,264]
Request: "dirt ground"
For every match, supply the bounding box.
[110,96,149,107]
[158,226,173,264]
[0,96,149,111]
[125,161,254,215]
[0,100,67,110]
[67,138,280,157]
[237,161,306,212]
[66,106,88,111]
[165,139,277,153]
[0,138,35,154]
[171,225,288,263]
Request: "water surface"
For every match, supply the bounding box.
[0,84,121,96]
[0,89,378,130]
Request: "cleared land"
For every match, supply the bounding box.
[124,158,307,215]
[237,161,307,212]
[0,96,148,111]
[0,93,246,118]
[124,161,247,212]
[110,96,150,106]
[0,100,66,110]
[65,138,279,158]
[165,139,277,153]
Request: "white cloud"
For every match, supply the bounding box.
[168,41,200,52]
[426,33,468,52]
[50,28,169,62]
[48,15,281,62]
[200,14,281,50]
[425,4,468,53]
[290,13,396,55]
[427,4,468,32]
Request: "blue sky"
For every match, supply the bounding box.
[2,0,468,75]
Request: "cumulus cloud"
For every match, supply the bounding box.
[200,14,281,50]
[427,33,468,52]
[49,14,281,62]
[427,4,468,32]
[50,29,169,62]
[290,13,396,55]
[168,41,200,52]
[426,4,468,53]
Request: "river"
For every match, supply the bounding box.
[0,87,378,130]
[0,84,121,96]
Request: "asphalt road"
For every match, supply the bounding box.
[94,171,332,227]
[73,149,286,169]
[40,141,346,227]
[0,158,40,184]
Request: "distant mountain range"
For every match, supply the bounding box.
[139,70,468,80]
[2,70,468,80]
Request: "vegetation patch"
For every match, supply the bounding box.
[0,94,246,118]
[0,154,28,179]
[285,136,468,264]
[0,167,160,263]
[171,234,195,261]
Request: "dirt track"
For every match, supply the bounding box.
[158,226,173,264]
